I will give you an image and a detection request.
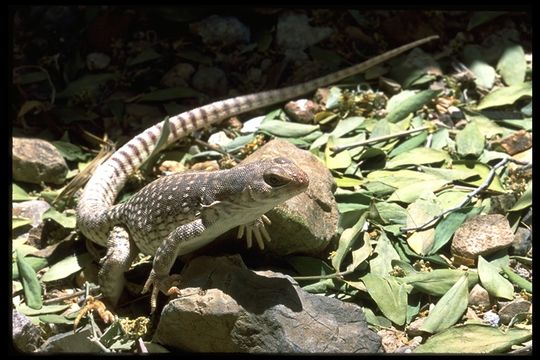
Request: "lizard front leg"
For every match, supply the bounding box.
[142,218,207,312]
[99,226,138,306]
[237,214,272,250]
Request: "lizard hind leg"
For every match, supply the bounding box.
[99,226,139,306]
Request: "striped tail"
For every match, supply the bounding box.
[77,35,439,245]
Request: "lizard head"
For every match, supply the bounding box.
[224,157,309,211]
[234,157,309,208]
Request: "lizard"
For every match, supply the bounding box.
[76,35,439,311]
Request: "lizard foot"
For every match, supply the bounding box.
[73,296,115,332]
[237,214,272,250]
[142,270,182,313]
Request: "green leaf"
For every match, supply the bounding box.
[139,117,170,173]
[334,175,363,189]
[325,136,352,170]
[332,213,366,272]
[370,232,401,276]
[12,217,32,230]
[258,120,319,138]
[509,180,531,211]
[325,87,343,110]
[374,202,408,225]
[463,44,497,89]
[12,255,48,280]
[139,86,203,101]
[39,314,74,325]
[13,71,49,85]
[414,324,531,353]
[286,256,334,277]
[17,303,70,316]
[452,160,505,193]
[349,232,372,272]
[311,116,365,149]
[175,50,213,65]
[309,47,343,70]
[367,169,439,187]
[419,166,478,182]
[400,269,478,296]
[419,274,469,333]
[42,208,76,229]
[467,11,506,30]
[476,82,532,110]
[52,141,88,161]
[300,278,338,293]
[362,273,407,326]
[386,148,450,168]
[501,265,532,293]
[56,73,118,99]
[16,249,42,309]
[477,256,514,300]
[388,131,427,157]
[126,48,162,66]
[456,121,485,158]
[222,133,255,152]
[497,44,526,86]
[384,90,440,123]
[54,106,100,123]
[388,179,449,203]
[467,115,506,138]
[431,207,483,255]
[41,253,93,282]
[331,116,365,137]
[12,183,36,201]
[405,195,443,255]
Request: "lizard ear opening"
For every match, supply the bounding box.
[263,173,290,188]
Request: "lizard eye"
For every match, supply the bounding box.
[263,173,290,187]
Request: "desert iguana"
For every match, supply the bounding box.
[76,35,439,310]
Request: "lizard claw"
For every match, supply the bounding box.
[142,270,182,313]
[237,215,272,250]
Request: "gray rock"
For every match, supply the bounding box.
[284,99,320,124]
[207,131,233,147]
[240,116,265,134]
[153,255,381,353]
[192,66,228,97]
[124,104,165,128]
[190,15,250,48]
[406,317,427,337]
[468,284,491,308]
[276,13,333,60]
[160,63,195,88]
[12,137,68,185]
[12,200,51,227]
[487,193,517,214]
[451,214,514,264]
[241,139,338,256]
[511,227,532,256]
[482,310,500,327]
[12,309,42,352]
[39,324,102,352]
[86,52,111,70]
[498,299,531,325]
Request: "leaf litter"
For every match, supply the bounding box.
[11,9,531,354]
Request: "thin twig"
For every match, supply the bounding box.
[400,158,531,233]
[42,285,100,305]
[330,126,430,155]
[293,269,354,281]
